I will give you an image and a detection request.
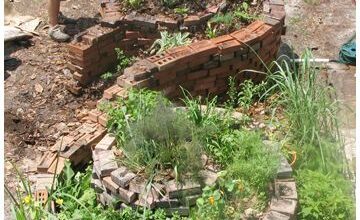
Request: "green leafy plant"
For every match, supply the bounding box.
[149,31,191,55]
[174,6,189,16]
[123,102,203,181]
[297,170,354,220]
[106,89,166,144]
[205,22,218,39]
[233,2,256,23]
[100,72,114,81]
[125,0,143,9]
[115,48,132,72]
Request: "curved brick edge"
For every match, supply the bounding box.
[65,0,285,89]
[91,134,219,215]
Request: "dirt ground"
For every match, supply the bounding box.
[4,0,356,218]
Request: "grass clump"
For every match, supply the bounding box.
[122,102,204,181]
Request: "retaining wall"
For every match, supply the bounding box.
[66,0,285,87]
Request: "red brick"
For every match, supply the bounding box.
[154,71,176,85]
[211,35,234,45]
[187,69,208,80]
[67,43,98,57]
[166,45,194,61]
[98,113,108,127]
[125,31,140,39]
[183,15,200,26]
[103,85,123,100]
[188,56,211,68]
[246,20,265,33]
[194,81,215,91]
[230,29,259,45]
[189,40,218,58]
[37,152,57,173]
[115,89,128,99]
[147,53,168,63]
[88,109,103,123]
[218,39,244,54]
[209,65,231,76]
[153,55,177,71]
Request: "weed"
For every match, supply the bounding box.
[233,2,256,23]
[115,48,132,72]
[125,0,142,9]
[123,102,203,181]
[149,31,191,55]
[205,22,218,39]
[100,72,114,81]
[174,6,189,16]
[297,170,354,219]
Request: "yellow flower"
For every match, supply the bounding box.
[56,198,63,206]
[23,195,31,204]
[237,182,244,192]
[209,196,215,206]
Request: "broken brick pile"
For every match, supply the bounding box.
[91,133,218,216]
[66,0,285,87]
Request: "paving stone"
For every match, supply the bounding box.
[166,180,202,199]
[118,186,137,204]
[277,156,292,179]
[95,133,116,151]
[263,211,290,220]
[270,198,297,217]
[103,176,119,194]
[275,180,297,200]
[200,170,218,186]
[98,150,118,177]
[111,167,136,187]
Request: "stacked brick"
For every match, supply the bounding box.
[91,138,218,216]
[115,0,285,99]
[66,1,227,86]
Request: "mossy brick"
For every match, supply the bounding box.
[270,198,297,217]
[203,60,220,69]
[263,211,290,220]
[155,197,181,208]
[275,180,297,200]
[95,133,116,151]
[164,206,190,217]
[98,150,118,177]
[166,180,202,199]
[277,156,292,179]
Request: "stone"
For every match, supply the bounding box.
[184,194,201,206]
[275,181,297,200]
[93,161,102,178]
[98,150,118,177]
[277,156,292,179]
[111,168,135,188]
[200,170,218,186]
[166,180,201,199]
[263,211,290,220]
[95,133,116,151]
[270,198,297,217]
[118,187,137,204]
